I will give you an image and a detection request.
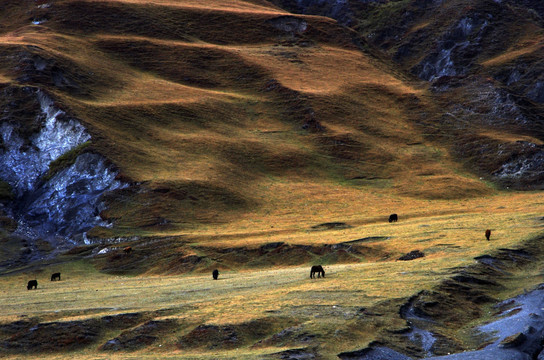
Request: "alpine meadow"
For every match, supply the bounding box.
[1,0,544,359]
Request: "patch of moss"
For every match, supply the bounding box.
[354,0,412,35]
[0,181,14,202]
[41,141,91,182]
[85,226,116,239]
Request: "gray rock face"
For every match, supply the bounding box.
[19,152,124,239]
[0,88,125,243]
[349,284,544,360]
[527,81,544,103]
[432,77,530,127]
[0,91,90,196]
[414,15,490,81]
[493,60,544,105]
[426,349,531,359]
[475,286,544,357]
[430,75,544,189]
[493,146,544,183]
[267,15,308,34]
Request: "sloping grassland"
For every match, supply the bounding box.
[1,0,544,359]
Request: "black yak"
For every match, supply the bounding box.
[389,214,398,223]
[485,229,491,241]
[212,269,219,280]
[51,272,61,281]
[27,280,38,290]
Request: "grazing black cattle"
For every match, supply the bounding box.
[51,272,61,281]
[212,269,219,280]
[27,280,37,290]
[485,229,491,241]
[389,213,398,223]
[310,265,325,279]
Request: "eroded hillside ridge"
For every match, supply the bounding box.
[274,0,544,189]
[339,237,544,359]
[0,86,125,245]
[276,0,354,25]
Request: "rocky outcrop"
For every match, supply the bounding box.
[0,87,125,246]
[266,15,308,35]
[337,242,544,359]
[338,346,412,360]
[431,76,544,189]
[0,90,90,196]
[413,15,491,80]
[491,56,544,104]
[492,145,544,186]
[19,152,124,239]
[397,250,425,261]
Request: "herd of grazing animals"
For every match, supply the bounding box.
[25,215,495,288]
[27,272,62,290]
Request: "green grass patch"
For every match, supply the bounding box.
[41,141,92,182]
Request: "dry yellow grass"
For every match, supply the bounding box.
[231,44,421,95]
[480,31,544,67]
[95,0,288,14]
[478,130,544,145]
[2,190,544,358]
[1,0,543,358]
[1,1,453,203]
[186,186,544,252]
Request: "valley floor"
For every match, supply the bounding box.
[2,191,544,358]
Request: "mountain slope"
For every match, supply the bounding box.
[272,0,544,189]
[0,0,493,243]
[2,1,544,359]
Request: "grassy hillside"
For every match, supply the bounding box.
[272,0,544,188]
[1,0,544,358]
[0,0,495,235]
[2,190,544,359]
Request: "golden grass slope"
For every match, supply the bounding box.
[2,191,544,359]
[0,0,497,235]
[1,1,544,359]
